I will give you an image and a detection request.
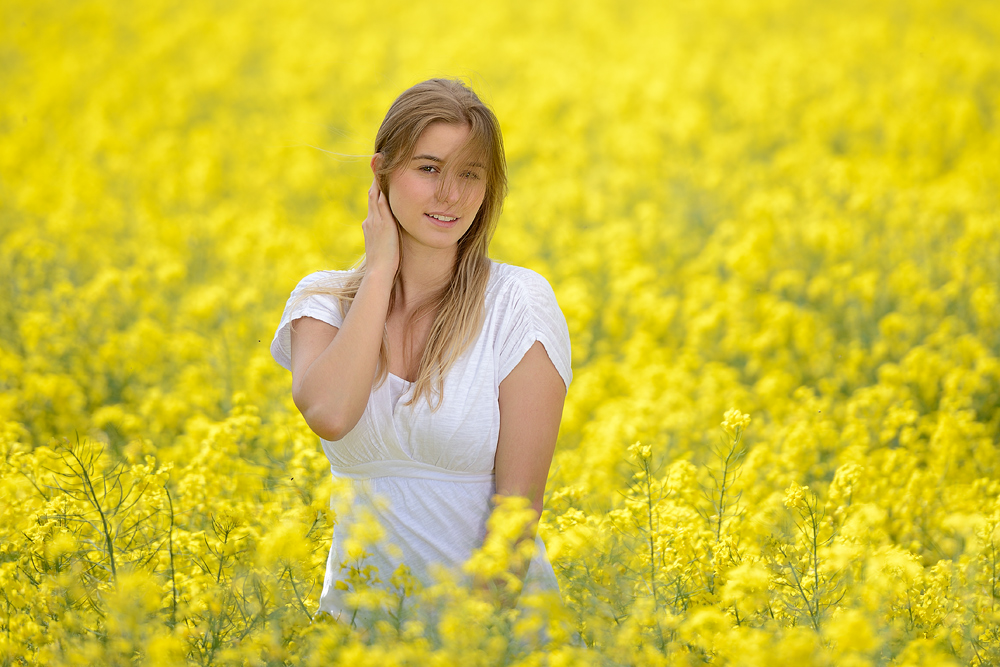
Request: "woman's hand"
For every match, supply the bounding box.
[362,177,400,279]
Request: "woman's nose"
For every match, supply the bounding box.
[435,185,458,205]
[436,179,460,205]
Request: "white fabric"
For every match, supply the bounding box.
[270,261,572,618]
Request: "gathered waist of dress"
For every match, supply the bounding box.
[329,460,496,484]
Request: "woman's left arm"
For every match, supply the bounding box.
[487,340,567,605]
[496,340,567,514]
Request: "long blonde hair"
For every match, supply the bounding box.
[297,78,507,408]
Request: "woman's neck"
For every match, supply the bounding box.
[394,238,457,312]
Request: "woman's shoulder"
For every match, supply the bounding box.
[291,268,355,294]
[487,261,572,387]
[272,269,354,371]
[486,261,566,322]
[487,261,556,296]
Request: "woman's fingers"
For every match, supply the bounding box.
[362,183,400,276]
[366,180,393,224]
[377,191,396,223]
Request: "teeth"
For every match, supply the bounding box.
[429,214,457,222]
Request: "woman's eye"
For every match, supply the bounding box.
[419,165,438,173]
[462,171,481,180]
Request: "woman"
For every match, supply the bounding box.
[270,79,571,622]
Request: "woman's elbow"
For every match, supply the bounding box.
[303,405,357,441]
[293,392,356,441]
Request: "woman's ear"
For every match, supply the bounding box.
[370,153,381,175]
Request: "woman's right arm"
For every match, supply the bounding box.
[289,178,399,441]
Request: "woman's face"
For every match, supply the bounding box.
[386,122,487,255]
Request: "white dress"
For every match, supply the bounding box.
[270,261,573,619]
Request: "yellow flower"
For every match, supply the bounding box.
[721,409,751,437]
[721,561,771,613]
[783,482,808,511]
[824,608,878,656]
[627,441,652,460]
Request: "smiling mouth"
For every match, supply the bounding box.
[426,213,459,226]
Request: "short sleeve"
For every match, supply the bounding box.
[270,271,350,372]
[496,267,573,389]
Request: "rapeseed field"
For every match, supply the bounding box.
[2,0,999,664]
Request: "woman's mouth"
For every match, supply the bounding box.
[426,213,459,227]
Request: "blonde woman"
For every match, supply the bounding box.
[270,79,571,621]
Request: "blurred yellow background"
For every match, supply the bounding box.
[2,0,999,663]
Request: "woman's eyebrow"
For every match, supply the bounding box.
[411,154,485,169]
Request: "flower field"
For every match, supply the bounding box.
[2,0,1000,663]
